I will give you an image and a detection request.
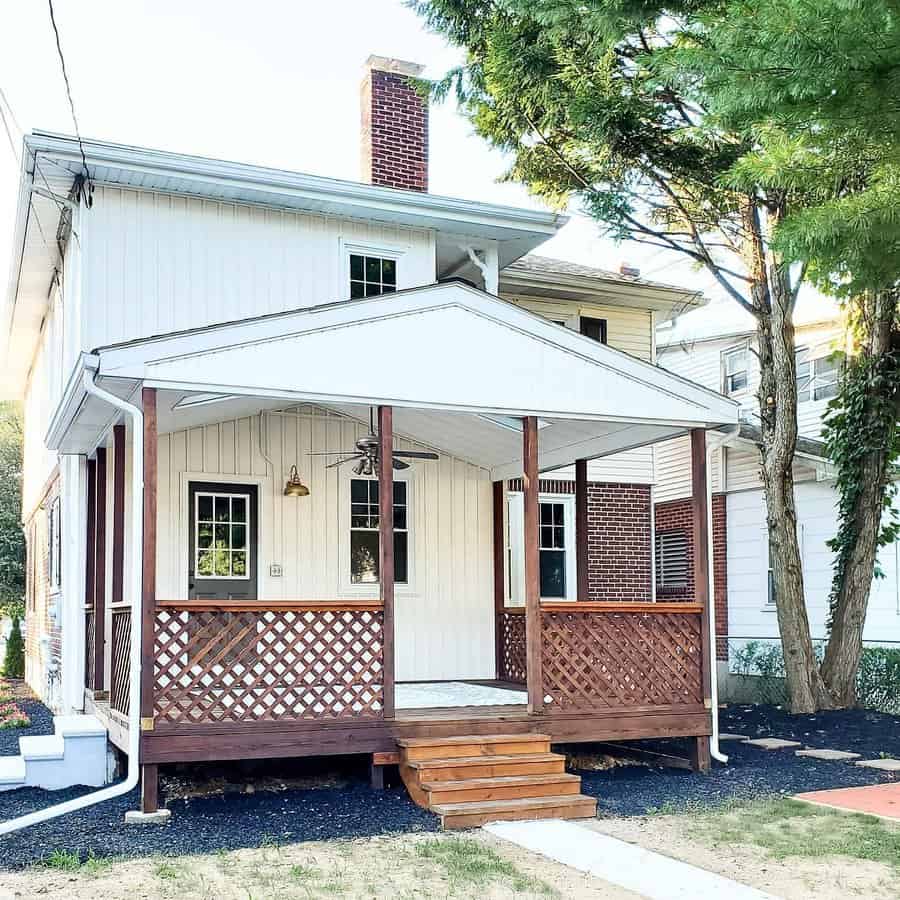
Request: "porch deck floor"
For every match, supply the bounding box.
[395,681,527,711]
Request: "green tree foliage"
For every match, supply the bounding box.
[0,403,24,618]
[3,617,24,679]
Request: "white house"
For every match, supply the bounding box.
[652,299,900,680]
[0,56,738,824]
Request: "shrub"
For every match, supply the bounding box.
[3,617,24,679]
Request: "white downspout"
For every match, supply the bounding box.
[0,364,143,834]
[706,424,740,764]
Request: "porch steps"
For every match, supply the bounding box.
[0,714,109,792]
[398,733,597,829]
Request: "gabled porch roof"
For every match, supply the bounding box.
[49,281,738,479]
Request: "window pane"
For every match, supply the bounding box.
[232,551,247,577]
[553,504,564,525]
[368,481,379,504]
[197,550,213,576]
[540,525,553,549]
[197,495,213,522]
[382,258,396,285]
[215,497,230,522]
[553,526,565,548]
[231,497,247,523]
[382,284,396,294]
[540,550,566,598]
[395,531,408,583]
[214,549,231,577]
[197,524,213,550]
[393,506,407,530]
[540,504,552,525]
[351,480,369,503]
[393,481,406,505]
[730,371,748,392]
[351,504,373,529]
[365,282,381,297]
[214,524,229,548]
[365,256,381,282]
[350,254,364,280]
[351,531,379,583]
[350,280,366,299]
[231,524,246,549]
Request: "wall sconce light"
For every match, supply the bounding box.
[283,465,310,497]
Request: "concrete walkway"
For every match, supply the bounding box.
[484,819,779,900]
[796,782,900,821]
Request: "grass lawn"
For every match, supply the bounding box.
[0,831,634,899]
[591,796,900,900]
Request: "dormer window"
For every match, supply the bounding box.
[722,346,748,395]
[350,254,397,299]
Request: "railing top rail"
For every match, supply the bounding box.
[501,601,702,614]
[156,600,385,612]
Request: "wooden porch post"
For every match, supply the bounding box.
[575,458,589,603]
[492,480,505,678]
[690,427,712,773]
[94,447,107,694]
[522,416,543,713]
[378,405,395,720]
[140,388,159,812]
[84,458,97,692]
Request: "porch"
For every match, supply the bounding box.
[51,281,736,814]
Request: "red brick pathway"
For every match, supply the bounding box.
[796,783,900,820]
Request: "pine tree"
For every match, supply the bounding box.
[3,617,24,680]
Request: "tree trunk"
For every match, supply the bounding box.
[821,288,900,706]
[749,202,833,713]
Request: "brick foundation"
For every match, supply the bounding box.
[654,494,728,659]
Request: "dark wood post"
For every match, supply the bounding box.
[84,458,97,691]
[112,424,125,606]
[378,405,395,720]
[522,416,543,713]
[140,388,159,812]
[690,427,712,773]
[575,458,589,603]
[94,447,107,694]
[492,480,505,678]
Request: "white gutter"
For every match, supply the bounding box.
[0,362,143,834]
[705,424,740,764]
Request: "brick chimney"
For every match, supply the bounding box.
[360,55,428,192]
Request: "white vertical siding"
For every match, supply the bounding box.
[155,405,495,681]
[81,186,437,350]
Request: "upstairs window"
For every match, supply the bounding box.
[350,479,408,584]
[796,348,839,402]
[350,254,397,299]
[722,346,748,395]
[579,316,608,344]
[656,530,688,592]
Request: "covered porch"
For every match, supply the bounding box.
[49,281,738,813]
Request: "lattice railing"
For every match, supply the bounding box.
[110,607,132,715]
[84,609,96,692]
[540,603,703,711]
[497,608,527,684]
[153,602,385,724]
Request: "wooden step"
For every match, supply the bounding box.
[399,734,551,761]
[421,772,582,805]
[406,752,566,782]
[433,794,598,830]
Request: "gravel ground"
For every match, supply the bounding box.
[575,704,900,817]
[0,698,54,756]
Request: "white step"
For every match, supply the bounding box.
[0,714,109,792]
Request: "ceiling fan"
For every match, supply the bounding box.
[308,408,439,476]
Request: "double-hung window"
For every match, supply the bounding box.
[350,479,408,584]
[349,254,397,299]
[796,348,839,402]
[539,501,567,598]
[722,346,748,395]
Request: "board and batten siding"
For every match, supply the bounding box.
[502,291,654,483]
[155,405,495,682]
[80,186,437,350]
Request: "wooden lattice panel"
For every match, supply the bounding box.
[540,609,703,711]
[498,609,527,685]
[84,610,96,692]
[110,608,131,714]
[153,606,385,724]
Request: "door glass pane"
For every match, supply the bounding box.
[540,550,566,598]
[214,524,229,548]
[231,497,247,523]
[232,551,247,576]
[215,497,230,522]
[214,549,231,577]
[197,550,213,576]
[231,524,246,549]
[197,524,213,549]
[197,495,213,522]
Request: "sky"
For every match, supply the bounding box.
[0,0,829,334]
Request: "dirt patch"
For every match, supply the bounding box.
[588,813,900,900]
[0,831,642,899]
[2,680,35,703]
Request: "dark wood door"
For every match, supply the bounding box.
[188,482,258,601]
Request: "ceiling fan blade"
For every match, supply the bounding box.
[392,450,439,460]
[308,451,359,456]
[325,454,364,469]
[392,458,410,470]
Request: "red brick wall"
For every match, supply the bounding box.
[360,65,428,192]
[654,494,728,659]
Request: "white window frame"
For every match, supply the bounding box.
[506,492,576,603]
[796,347,839,403]
[347,476,410,587]
[48,496,62,594]
[342,240,407,300]
[193,490,252,581]
[721,344,749,396]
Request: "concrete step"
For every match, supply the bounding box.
[406,752,567,782]
[433,793,598,829]
[0,755,26,789]
[20,734,65,761]
[422,772,582,805]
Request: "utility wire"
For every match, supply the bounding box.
[47,0,90,187]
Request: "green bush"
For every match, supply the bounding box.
[3,617,24,679]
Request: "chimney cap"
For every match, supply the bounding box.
[364,55,425,78]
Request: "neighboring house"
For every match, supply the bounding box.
[0,56,738,820]
[653,302,900,679]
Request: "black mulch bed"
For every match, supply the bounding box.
[0,703,897,869]
[0,698,54,756]
[574,704,900,818]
